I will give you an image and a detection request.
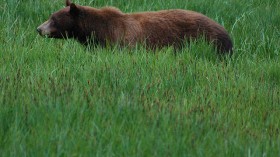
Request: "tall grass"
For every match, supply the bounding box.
[0,0,280,156]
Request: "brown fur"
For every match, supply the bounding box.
[37,0,233,54]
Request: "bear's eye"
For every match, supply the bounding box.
[51,17,61,24]
[51,16,57,22]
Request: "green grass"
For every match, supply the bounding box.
[1,0,280,156]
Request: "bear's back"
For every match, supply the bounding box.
[124,9,231,51]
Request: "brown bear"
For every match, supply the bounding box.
[37,0,233,54]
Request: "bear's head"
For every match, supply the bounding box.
[37,0,80,38]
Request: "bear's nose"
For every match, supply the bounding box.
[37,28,42,34]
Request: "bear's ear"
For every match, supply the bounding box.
[66,0,71,6]
[69,3,79,16]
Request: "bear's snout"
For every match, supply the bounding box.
[37,20,53,37]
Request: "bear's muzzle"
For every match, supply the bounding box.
[37,20,52,36]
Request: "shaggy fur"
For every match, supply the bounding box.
[37,0,233,53]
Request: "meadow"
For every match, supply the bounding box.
[0,0,280,156]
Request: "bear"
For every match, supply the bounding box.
[37,0,233,54]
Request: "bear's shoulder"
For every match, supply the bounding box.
[99,6,123,15]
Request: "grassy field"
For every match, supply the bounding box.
[1,0,280,156]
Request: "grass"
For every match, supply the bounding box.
[0,0,280,156]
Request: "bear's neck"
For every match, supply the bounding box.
[74,7,125,46]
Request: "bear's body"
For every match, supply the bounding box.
[37,0,233,53]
